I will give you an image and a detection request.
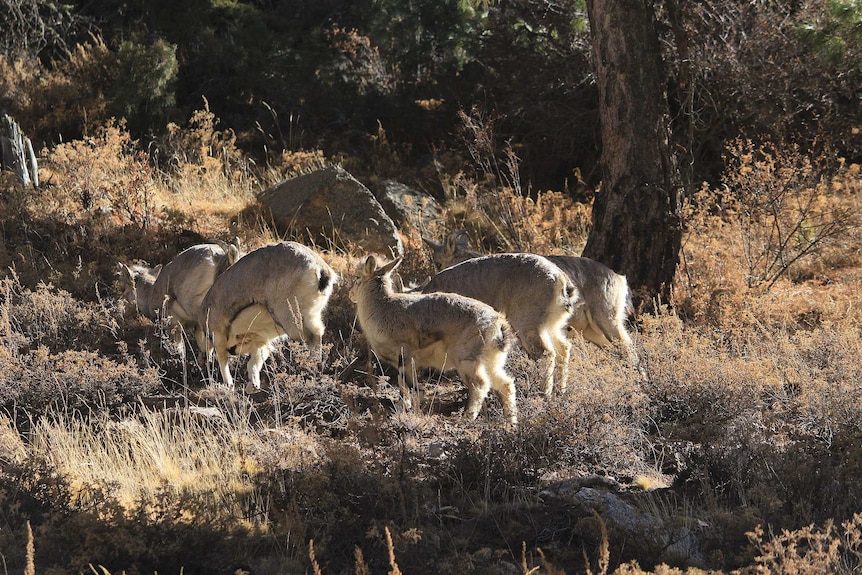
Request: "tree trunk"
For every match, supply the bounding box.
[582,0,684,312]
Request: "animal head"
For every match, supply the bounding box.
[116,261,161,316]
[224,236,243,265]
[208,236,243,266]
[422,230,477,269]
[349,255,403,302]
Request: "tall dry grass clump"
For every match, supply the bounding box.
[25,405,322,524]
[158,99,258,218]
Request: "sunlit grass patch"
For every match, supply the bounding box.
[25,405,323,526]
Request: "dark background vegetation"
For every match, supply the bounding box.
[2,1,862,574]
[4,0,860,194]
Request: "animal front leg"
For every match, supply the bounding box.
[213,337,234,389]
[537,351,556,396]
[194,326,211,367]
[245,345,272,393]
[485,364,518,426]
[396,348,414,411]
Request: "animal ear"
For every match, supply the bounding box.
[363,255,378,277]
[231,237,242,256]
[378,256,403,276]
[117,262,133,283]
[445,231,461,256]
[422,236,442,249]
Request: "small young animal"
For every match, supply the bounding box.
[350,255,518,424]
[117,238,242,362]
[419,252,578,395]
[424,231,637,365]
[198,241,337,393]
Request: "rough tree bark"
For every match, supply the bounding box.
[582,0,684,312]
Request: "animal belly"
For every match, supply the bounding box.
[568,308,590,332]
[228,305,284,350]
[411,341,451,372]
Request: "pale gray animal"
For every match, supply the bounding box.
[198,241,337,393]
[423,232,637,365]
[117,238,242,362]
[419,251,579,395]
[350,255,518,424]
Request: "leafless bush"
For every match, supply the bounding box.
[747,514,862,575]
[0,272,122,355]
[678,0,862,181]
[720,139,859,288]
[439,106,593,255]
[0,0,84,61]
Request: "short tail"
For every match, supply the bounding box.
[211,238,242,271]
[559,276,583,314]
[318,269,335,292]
[616,274,634,318]
[496,320,515,352]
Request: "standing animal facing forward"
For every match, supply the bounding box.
[199,241,337,392]
[420,252,579,395]
[424,232,637,365]
[117,239,242,362]
[351,255,518,424]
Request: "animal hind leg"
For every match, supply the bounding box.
[302,323,325,362]
[460,365,491,421]
[521,330,556,396]
[485,361,517,425]
[550,328,571,393]
[536,331,558,396]
[590,311,641,372]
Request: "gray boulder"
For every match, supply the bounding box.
[368,179,443,230]
[540,482,706,568]
[258,166,403,256]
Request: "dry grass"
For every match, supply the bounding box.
[25,403,322,524]
[1,117,862,574]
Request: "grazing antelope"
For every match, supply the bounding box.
[350,254,518,424]
[198,241,337,393]
[423,232,638,365]
[420,252,579,395]
[117,238,242,362]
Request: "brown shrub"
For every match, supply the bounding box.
[0,273,123,355]
[23,35,113,142]
[0,347,160,423]
[678,141,861,331]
